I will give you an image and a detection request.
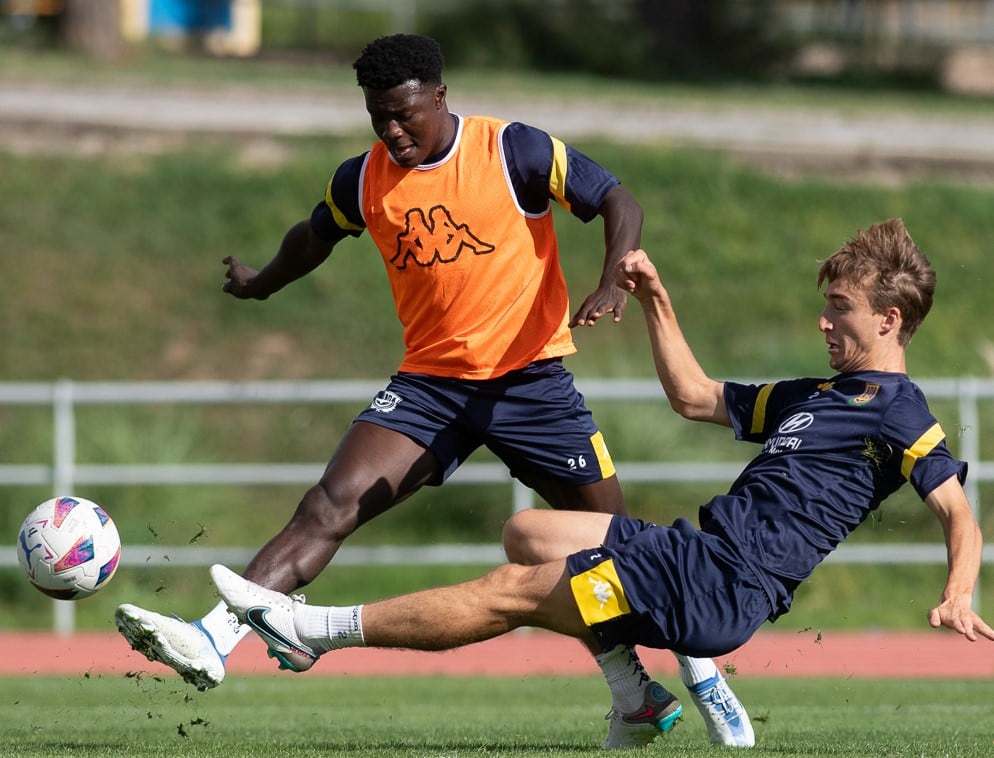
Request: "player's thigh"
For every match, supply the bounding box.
[518,471,625,514]
[320,421,441,523]
[503,508,615,564]
[513,561,593,641]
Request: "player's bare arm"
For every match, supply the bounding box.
[617,250,729,427]
[569,184,643,327]
[223,219,335,300]
[923,475,994,641]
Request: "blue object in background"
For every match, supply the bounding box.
[149,0,233,32]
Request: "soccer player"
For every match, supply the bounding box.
[114,33,751,748]
[208,219,994,748]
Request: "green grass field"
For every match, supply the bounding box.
[1,674,992,757]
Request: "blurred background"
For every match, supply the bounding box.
[1,0,992,635]
[7,0,994,91]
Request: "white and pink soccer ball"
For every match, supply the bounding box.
[16,496,121,600]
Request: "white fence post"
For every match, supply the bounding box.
[52,378,78,636]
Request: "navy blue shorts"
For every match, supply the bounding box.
[353,359,615,486]
[566,516,772,657]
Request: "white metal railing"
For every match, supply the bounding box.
[2,378,992,633]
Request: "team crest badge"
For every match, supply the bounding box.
[848,383,880,406]
[370,390,403,413]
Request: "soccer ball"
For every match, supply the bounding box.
[16,496,122,600]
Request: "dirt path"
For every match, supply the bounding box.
[2,80,993,156]
[2,628,989,680]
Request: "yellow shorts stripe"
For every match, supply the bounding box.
[570,558,631,627]
[590,430,616,479]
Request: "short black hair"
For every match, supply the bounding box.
[353,34,444,90]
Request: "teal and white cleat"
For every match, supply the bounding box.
[115,603,226,691]
[688,673,755,747]
[603,680,683,749]
[210,564,317,673]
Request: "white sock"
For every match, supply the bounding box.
[595,644,652,713]
[674,653,720,688]
[197,601,251,658]
[295,604,365,654]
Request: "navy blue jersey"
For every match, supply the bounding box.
[706,370,966,619]
[309,115,620,239]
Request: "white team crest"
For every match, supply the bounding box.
[370,390,402,413]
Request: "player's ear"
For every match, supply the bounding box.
[434,83,447,107]
[880,306,902,337]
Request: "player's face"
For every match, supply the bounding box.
[363,81,451,168]
[818,278,886,373]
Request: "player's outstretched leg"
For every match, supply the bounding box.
[210,564,318,673]
[676,654,755,747]
[115,603,227,691]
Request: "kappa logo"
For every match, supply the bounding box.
[370,390,402,413]
[390,205,495,269]
[588,576,614,610]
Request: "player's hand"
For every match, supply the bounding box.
[927,594,994,642]
[615,249,663,302]
[569,283,629,327]
[221,256,267,300]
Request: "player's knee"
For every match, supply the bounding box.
[502,510,544,565]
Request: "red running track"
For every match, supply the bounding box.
[1,628,990,679]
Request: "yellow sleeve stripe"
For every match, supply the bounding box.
[590,431,616,480]
[324,181,363,233]
[750,383,776,435]
[549,136,571,212]
[901,422,945,480]
[570,558,631,626]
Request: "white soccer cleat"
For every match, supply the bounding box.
[603,680,683,749]
[115,603,226,691]
[210,564,318,673]
[687,673,755,747]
